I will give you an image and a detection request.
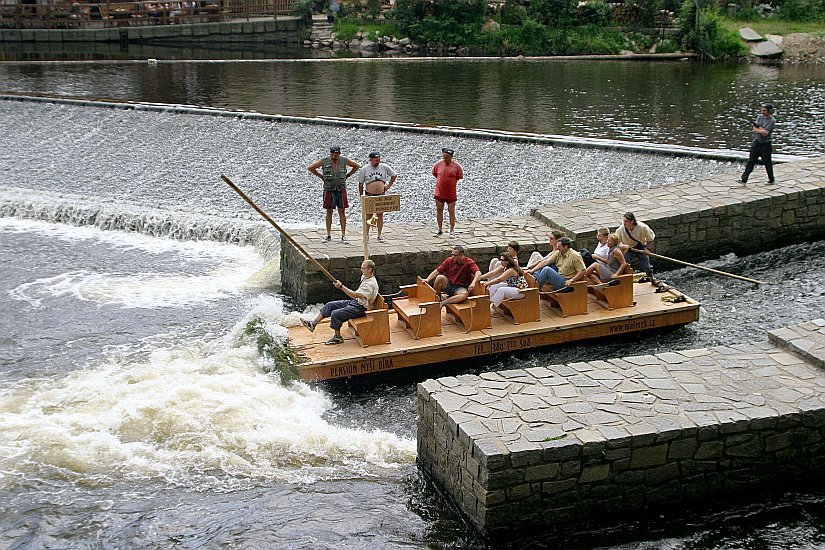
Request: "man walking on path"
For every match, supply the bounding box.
[739,103,776,184]
[432,147,463,239]
[357,151,397,243]
[308,146,360,243]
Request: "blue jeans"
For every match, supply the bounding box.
[320,299,366,330]
[624,249,653,278]
[534,266,566,290]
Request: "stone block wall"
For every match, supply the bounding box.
[416,319,825,535]
[0,17,301,43]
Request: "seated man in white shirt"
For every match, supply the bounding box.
[301,260,379,345]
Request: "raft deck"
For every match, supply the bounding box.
[290,284,700,381]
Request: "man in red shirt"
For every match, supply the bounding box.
[432,147,464,238]
[425,245,481,305]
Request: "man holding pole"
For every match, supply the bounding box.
[307,146,360,243]
[616,211,660,287]
[357,151,397,243]
[301,259,379,345]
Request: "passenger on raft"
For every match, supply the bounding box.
[486,240,521,275]
[525,229,565,271]
[526,237,586,292]
[568,233,627,286]
[424,245,482,306]
[481,253,529,317]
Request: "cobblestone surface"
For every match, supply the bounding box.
[417,319,825,534]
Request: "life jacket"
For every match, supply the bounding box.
[321,156,349,191]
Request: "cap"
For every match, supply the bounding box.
[761,103,774,113]
[442,147,455,156]
[330,146,341,153]
[368,151,380,159]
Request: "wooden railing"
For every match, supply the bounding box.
[0,0,298,29]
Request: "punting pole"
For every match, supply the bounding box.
[647,251,766,286]
[221,174,337,284]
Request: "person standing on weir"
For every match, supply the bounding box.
[739,103,776,185]
[357,151,397,243]
[307,146,360,243]
[432,147,464,239]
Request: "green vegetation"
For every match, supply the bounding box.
[677,3,747,58]
[332,19,402,41]
[322,0,819,58]
[242,317,304,384]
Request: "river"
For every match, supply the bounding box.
[1,58,825,548]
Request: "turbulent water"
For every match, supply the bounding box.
[1,86,825,548]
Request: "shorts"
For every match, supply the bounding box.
[434,195,456,204]
[444,281,468,297]
[323,188,348,209]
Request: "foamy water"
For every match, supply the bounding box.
[0,219,416,492]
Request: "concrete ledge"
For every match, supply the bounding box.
[417,319,825,535]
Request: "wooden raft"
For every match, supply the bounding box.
[288,282,700,381]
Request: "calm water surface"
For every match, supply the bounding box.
[1,54,825,548]
[1,57,824,156]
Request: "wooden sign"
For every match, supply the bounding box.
[362,194,401,215]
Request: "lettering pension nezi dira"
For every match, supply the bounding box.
[362,194,401,215]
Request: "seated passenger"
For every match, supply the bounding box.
[569,233,627,285]
[486,240,520,275]
[526,237,585,291]
[586,227,611,266]
[301,260,379,345]
[424,245,481,306]
[525,229,565,271]
[482,253,529,317]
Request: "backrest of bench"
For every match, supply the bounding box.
[416,276,437,302]
[371,293,385,311]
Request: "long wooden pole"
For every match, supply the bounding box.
[647,251,765,286]
[220,174,337,284]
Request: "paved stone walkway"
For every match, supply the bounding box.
[417,318,825,533]
[531,154,825,257]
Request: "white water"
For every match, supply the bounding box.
[0,219,417,492]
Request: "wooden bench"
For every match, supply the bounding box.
[347,294,391,347]
[392,276,442,339]
[499,272,541,324]
[540,280,588,317]
[445,283,491,332]
[588,272,634,310]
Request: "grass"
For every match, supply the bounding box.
[332,18,403,42]
[720,18,825,36]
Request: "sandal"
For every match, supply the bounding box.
[325,335,344,345]
[301,319,315,332]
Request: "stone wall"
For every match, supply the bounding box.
[416,319,825,535]
[533,155,825,262]
[0,17,301,43]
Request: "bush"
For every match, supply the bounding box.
[531,0,578,26]
[634,0,662,27]
[776,0,825,21]
[565,26,626,54]
[500,0,529,25]
[678,2,746,58]
[655,37,679,52]
[289,0,314,24]
[576,0,612,26]
[395,0,486,45]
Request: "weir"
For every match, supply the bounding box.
[282,155,825,305]
[416,318,825,535]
